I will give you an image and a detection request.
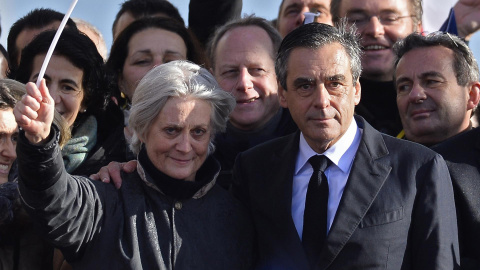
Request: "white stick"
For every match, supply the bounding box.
[36,0,79,87]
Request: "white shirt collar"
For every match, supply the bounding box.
[296,118,359,174]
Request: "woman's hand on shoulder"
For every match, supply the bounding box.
[13,80,54,144]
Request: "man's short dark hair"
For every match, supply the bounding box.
[393,32,479,87]
[207,15,282,70]
[275,22,362,90]
[7,8,78,72]
[331,0,423,27]
[112,0,184,37]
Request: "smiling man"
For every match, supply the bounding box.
[330,0,422,136]
[208,16,298,188]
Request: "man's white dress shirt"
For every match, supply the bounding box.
[292,119,363,239]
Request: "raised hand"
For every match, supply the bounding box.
[13,80,55,144]
[455,0,480,40]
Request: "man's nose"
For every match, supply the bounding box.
[362,16,385,38]
[235,68,254,92]
[313,84,330,108]
[408,83,427,103]
[295,6,311,27]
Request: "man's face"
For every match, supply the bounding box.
[0,108,18,184]
[396,46,480,145]
[279,43,361,152]
[338,0,420,81]
[15,21,61,66]
[277,0,332,37]
[213,26,279,131]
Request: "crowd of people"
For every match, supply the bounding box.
[0,0,480,269]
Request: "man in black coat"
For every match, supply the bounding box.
[232,22,459,269]
[433,128,480,269]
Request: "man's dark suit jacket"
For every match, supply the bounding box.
[232,116,460,270]
[433,127,480,270]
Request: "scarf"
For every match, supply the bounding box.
[62,115,97,173]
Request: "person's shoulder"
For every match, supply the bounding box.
[380,133,441,160]
[433,127,480,157]
[241,131,297,157]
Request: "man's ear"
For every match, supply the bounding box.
[353,79,361,105]
[278,81,288,108]
[467,81,480,110]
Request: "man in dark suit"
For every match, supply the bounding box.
[232,22,460,269]
[433,128,480,270]
[394,32,480,269]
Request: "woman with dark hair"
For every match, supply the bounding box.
[107,16,201,109]
[13,28,127,176]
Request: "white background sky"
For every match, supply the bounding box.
[0,0,478,59]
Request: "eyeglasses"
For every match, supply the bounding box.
[346,13,415,28]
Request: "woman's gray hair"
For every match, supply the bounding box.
[128,60,236,155]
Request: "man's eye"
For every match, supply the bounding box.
[250,68,266,76]
[397,84,411,94]
[285,7,300,16]
[11,134,18,143]
[425,79,441,87]
[222,70,238,77]
[347,16,367,24]
[328,82,342,89]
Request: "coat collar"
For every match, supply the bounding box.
[317,115,392,269]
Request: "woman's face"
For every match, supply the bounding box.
[120,28,188,101]
[30,54,85,128]
[142,96,212,181]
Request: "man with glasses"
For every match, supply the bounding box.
[330,0,480,137]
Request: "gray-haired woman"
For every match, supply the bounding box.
[14,61,254,269]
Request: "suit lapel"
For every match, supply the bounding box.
[262,131,310,266]
[317,117,392,269]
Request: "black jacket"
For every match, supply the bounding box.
[232,116,459,269]
[433,127,480,270]
[17,127,254,269]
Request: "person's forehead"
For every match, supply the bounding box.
[0,108,18,131]
[16,21,62,51]
[396,46,456,77]
[215,26,274,62]
[339,0,411,15]
[282,0,331,11]
[287,44,352,78]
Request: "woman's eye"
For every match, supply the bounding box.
[164,127,177,135]
[134,59,150,65]
[192,128,206,137]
